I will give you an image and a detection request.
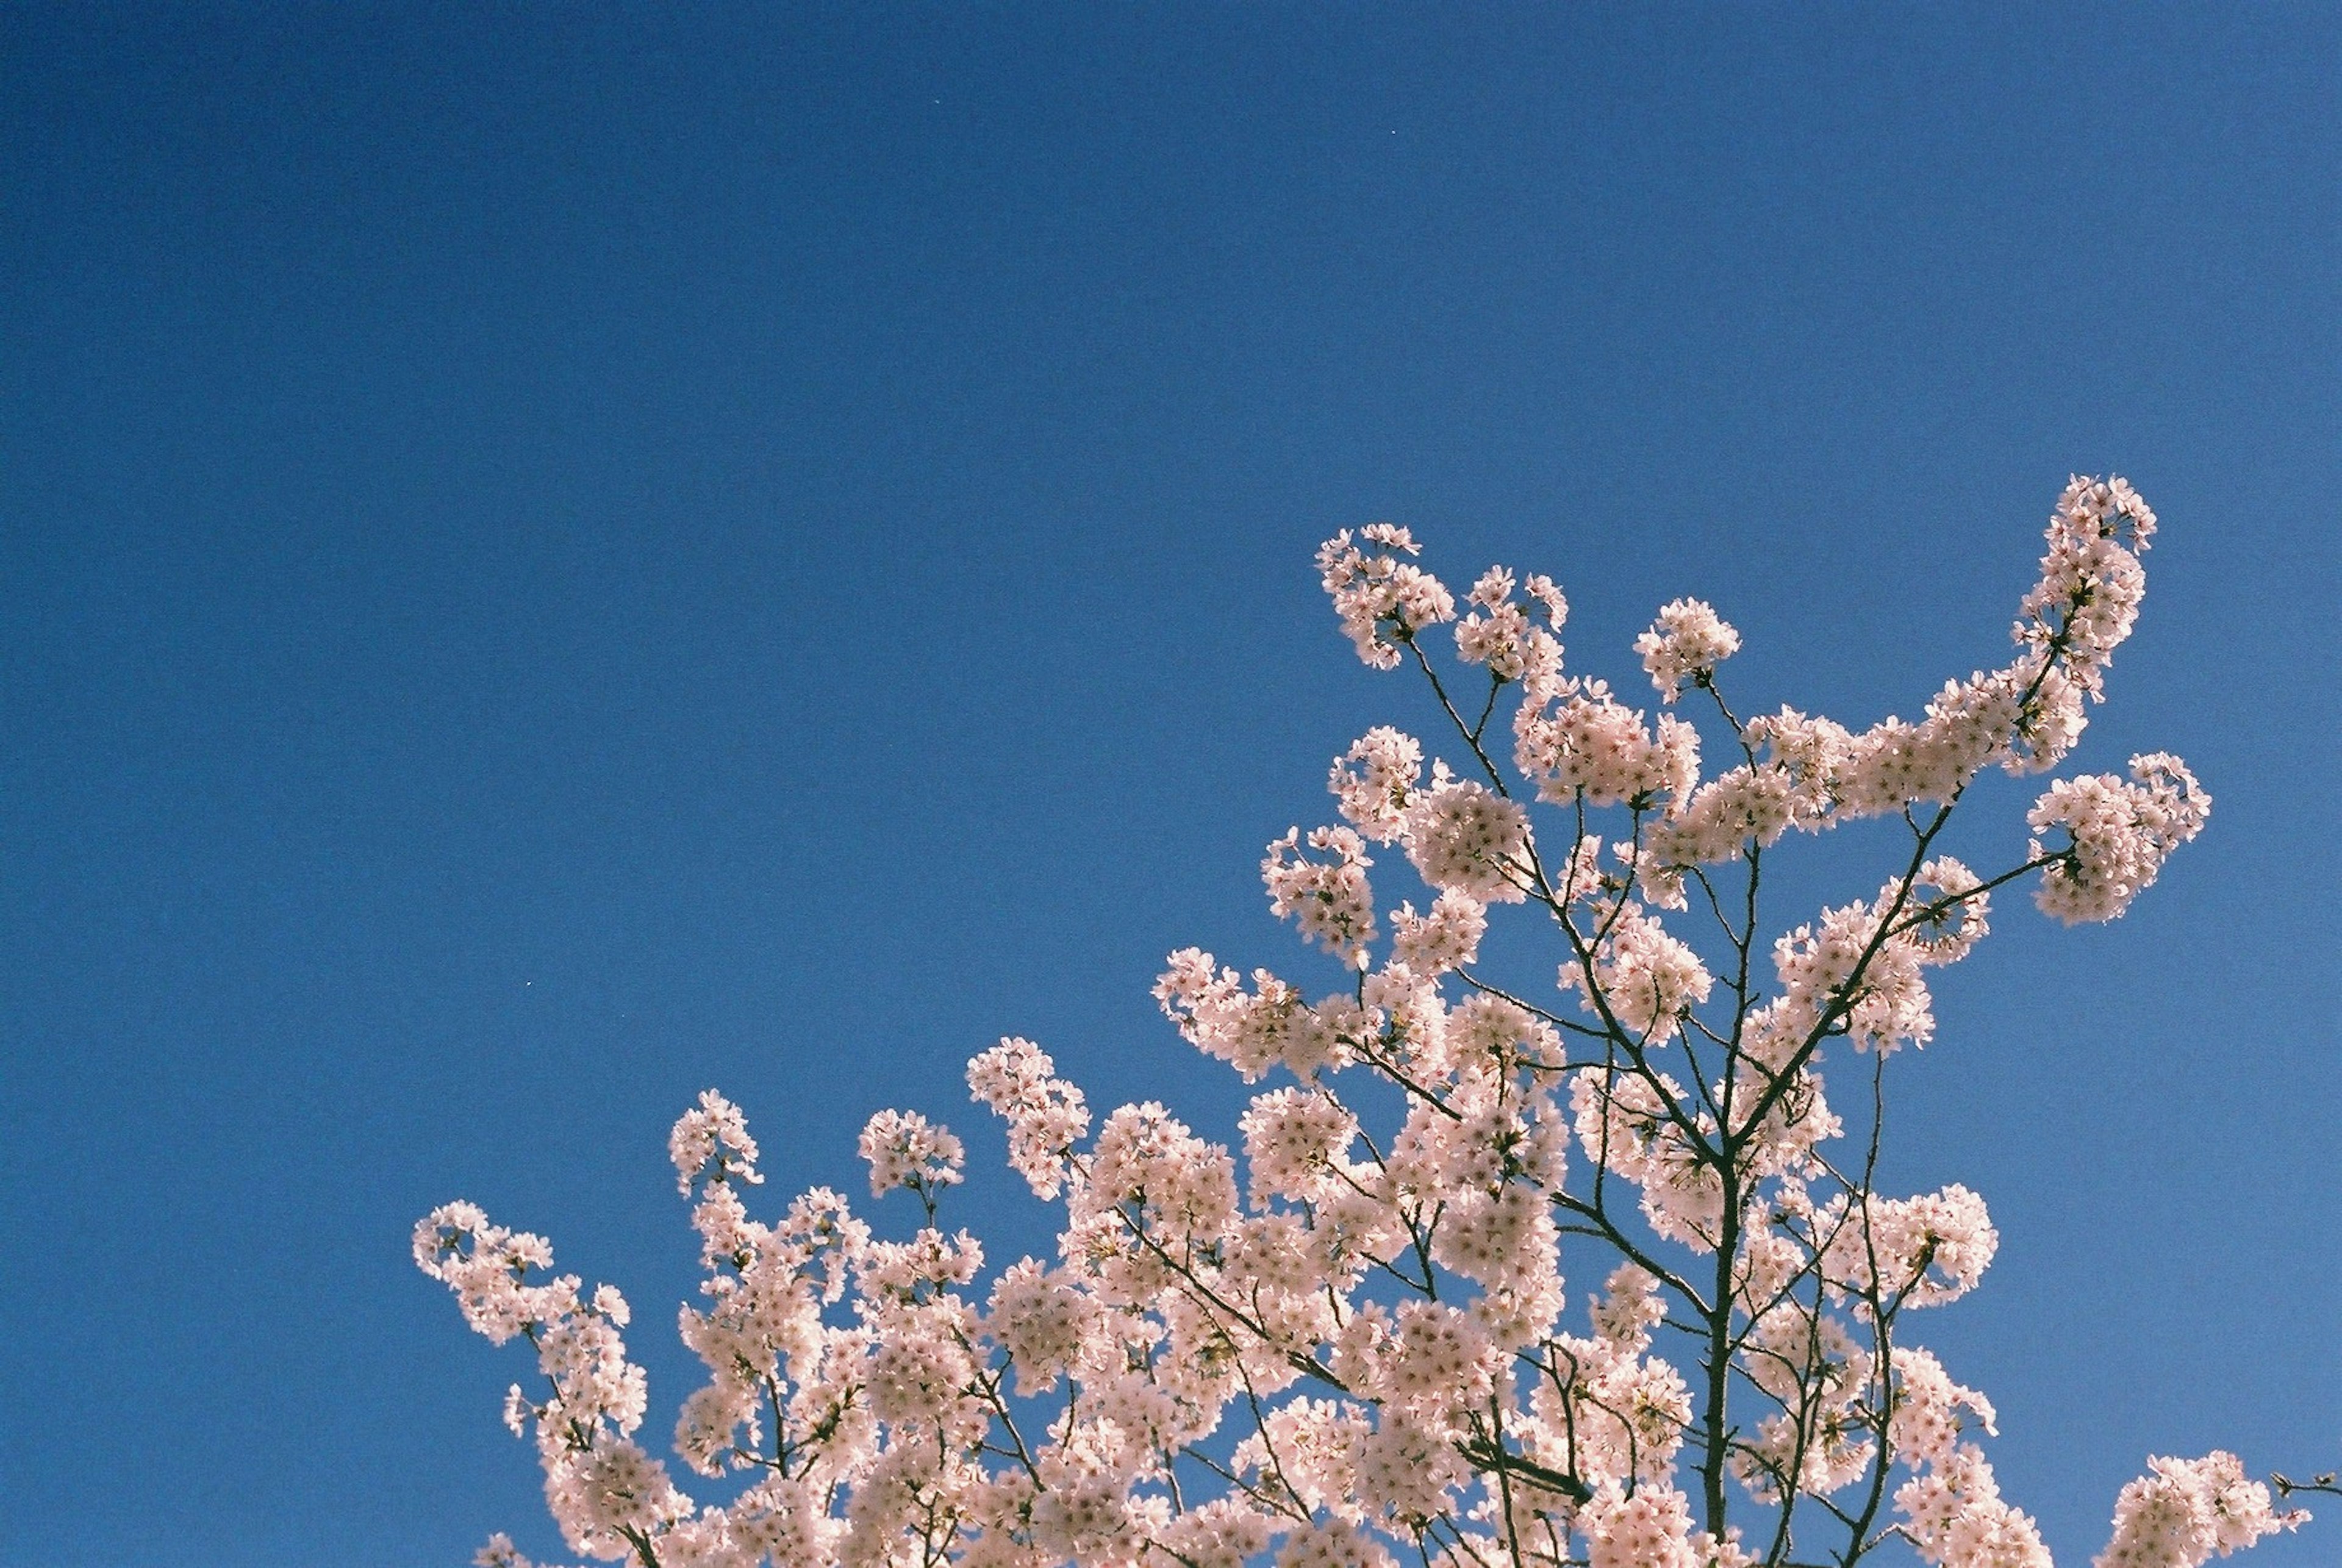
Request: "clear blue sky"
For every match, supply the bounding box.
[4,6,2335,1564]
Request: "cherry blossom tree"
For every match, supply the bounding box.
[418,478,2307,1568]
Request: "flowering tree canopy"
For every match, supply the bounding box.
[418,478,2307,1568]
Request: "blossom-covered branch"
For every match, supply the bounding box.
[420,478,2304,1568]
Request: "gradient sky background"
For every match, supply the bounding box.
[4,6,2337,1566]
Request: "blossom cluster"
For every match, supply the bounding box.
[420,479,2304,1568]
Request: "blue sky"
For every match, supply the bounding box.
[3,5,2335,1564]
